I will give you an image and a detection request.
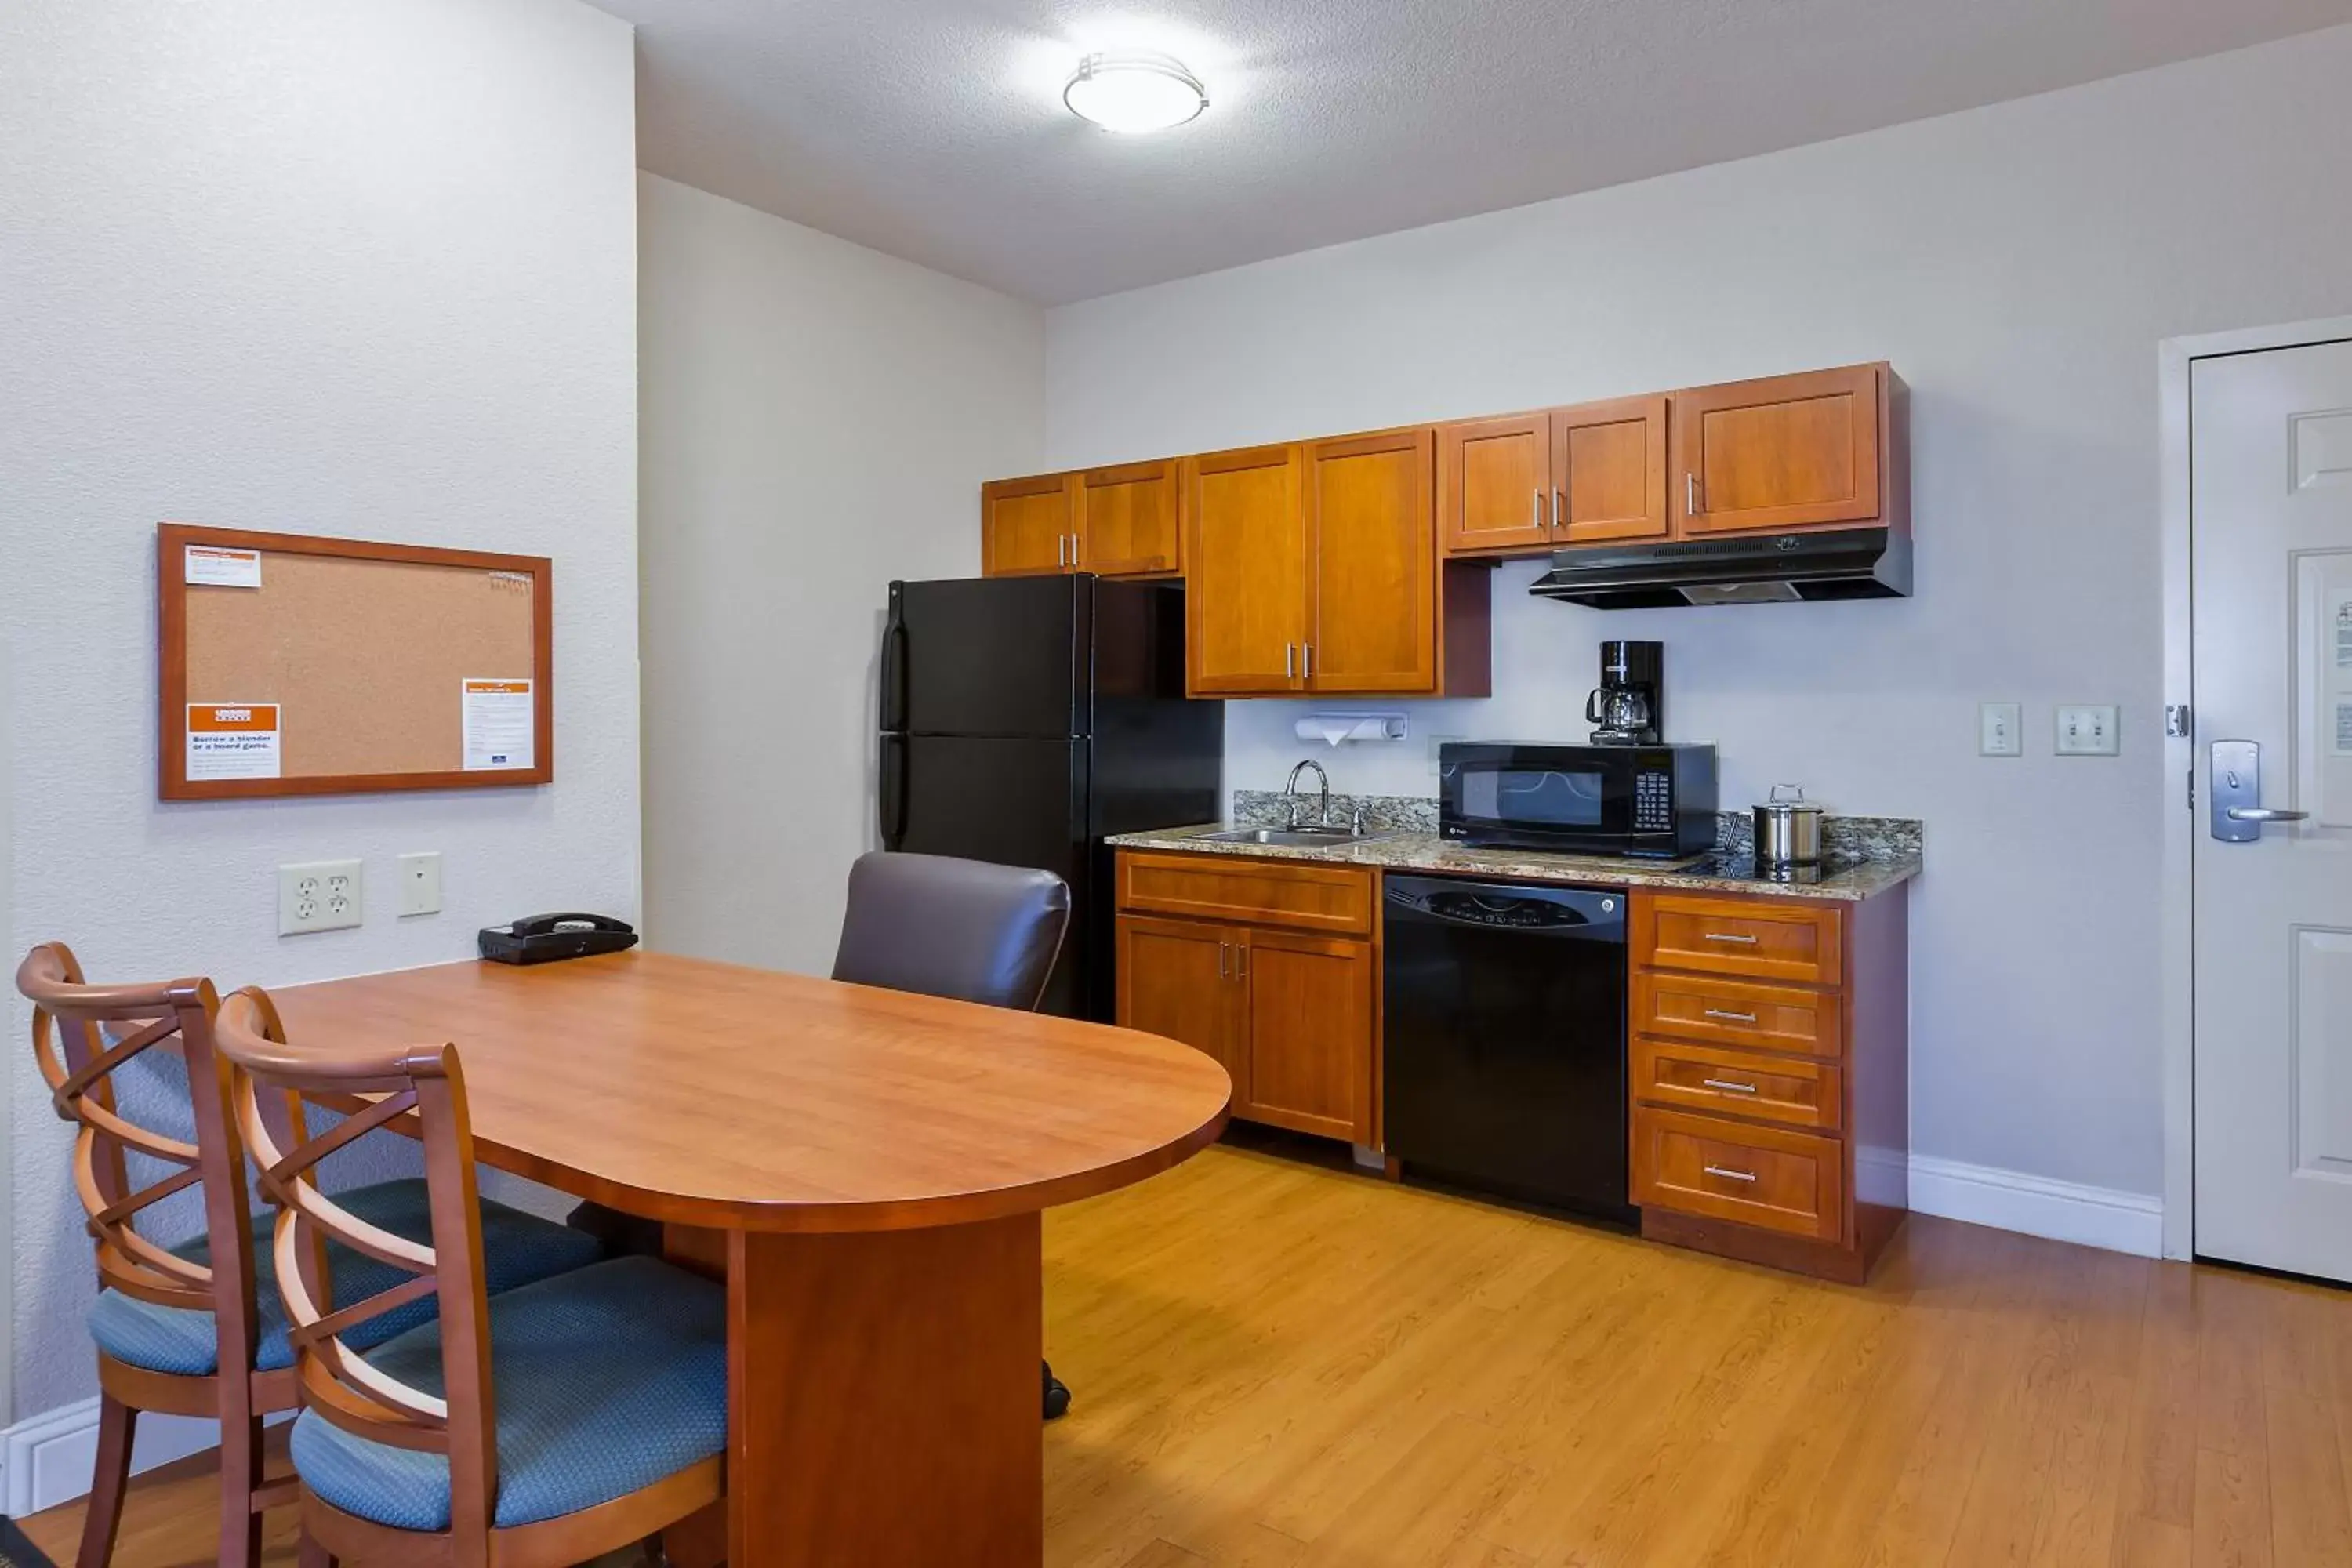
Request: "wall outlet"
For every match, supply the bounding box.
[2056,704,2122,757]
[1979,702,2023,757]
[279,859,363,935]
[397,851,442,917]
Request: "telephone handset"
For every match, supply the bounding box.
[480,912,639,965]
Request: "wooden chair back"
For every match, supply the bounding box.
[215,987,501,1544]
[16,942,264,1370]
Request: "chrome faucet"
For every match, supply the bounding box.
[1283,759,1332,829]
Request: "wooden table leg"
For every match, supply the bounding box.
[727,1213,1044,1566]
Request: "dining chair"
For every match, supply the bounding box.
[215,985,728,1568]
[16,943,604,1568]
[829,850,1076,1417]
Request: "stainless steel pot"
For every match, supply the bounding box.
[1753,784,1826,867]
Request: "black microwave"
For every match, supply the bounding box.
[1439,742,1719,858]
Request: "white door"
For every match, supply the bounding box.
[2193,338,2352,1280]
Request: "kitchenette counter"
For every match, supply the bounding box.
[1104,824,1922,902]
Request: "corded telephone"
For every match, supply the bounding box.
[478,912,640,966]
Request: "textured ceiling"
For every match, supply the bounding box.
[599,0,2352,304]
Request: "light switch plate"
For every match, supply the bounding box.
[397,851,442,917]
[2056,704,2122,757]
[1979,702,2023,757]
[279,860,362,935]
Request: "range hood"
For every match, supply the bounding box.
[1529,525,1911,610]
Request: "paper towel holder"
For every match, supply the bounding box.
[1296,712,1409,747]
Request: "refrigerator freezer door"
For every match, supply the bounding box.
[887,576,1087,739]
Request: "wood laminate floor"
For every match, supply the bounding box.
[17,1141,2352,1566]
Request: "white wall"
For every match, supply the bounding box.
[639,175,1046,974]
[1044,27,2352,1201]
[0,0,640,1423]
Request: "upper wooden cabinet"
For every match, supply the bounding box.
[981,473,1078,577]
[1305,429,1437,693]
[980,461,1182,579]
[1183,433,1489,699]
[1439,395,1670,558]
[1671,364,1900,536]
[1183,444,1309,694]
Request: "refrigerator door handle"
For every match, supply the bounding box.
[878,733,909,851]
[880,592,909,734]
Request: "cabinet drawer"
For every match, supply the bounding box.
[1116,851,1374,936]
[1632,1038,1842,1133]
[1634,894,1843,987]
[1632,971,1842,1058]
[1632,1107,1844,1242]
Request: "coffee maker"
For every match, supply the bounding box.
[1585,640,1664,746]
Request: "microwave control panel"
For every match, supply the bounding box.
[1633,770,1675,834]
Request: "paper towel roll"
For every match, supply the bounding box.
[1294,714,1406,746]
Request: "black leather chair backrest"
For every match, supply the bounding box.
[830,852,1071,1011]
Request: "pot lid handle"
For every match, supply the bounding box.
[1769,783,1808,805]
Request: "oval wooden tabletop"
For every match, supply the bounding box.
[269,952,1232,1233]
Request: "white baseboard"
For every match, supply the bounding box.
[1884,1152,2165,1258]
[3,1396,292,1519]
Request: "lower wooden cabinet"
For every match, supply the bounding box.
[1116,854,1377,1148]
[1239,929,1374,1143]
[1628,886,1909,1284]
[1117,915,1248,1103]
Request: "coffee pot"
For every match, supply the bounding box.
[1586,641,1664,746]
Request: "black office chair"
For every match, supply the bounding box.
[829,851,1075,1420]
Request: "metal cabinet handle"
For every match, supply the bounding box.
[1286,644,1296,679]
[1702,932,1759,945]
[1686,473,1701,517]
[1218,942,1229,981]
[1552,488,1563,532]
[1704,1165,1758,1184]
[1233,946,1248,982]
[1071,533,1081,568]
[1057,535,1066,568]
[1701,1078,1759,1094]
[2227,807,2309,823]
[1302,643,1313,680]
[1704,1008,1759,1024]
[1532,491,1543,531]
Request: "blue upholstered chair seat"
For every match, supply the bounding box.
[289,1255,728,1532]
[85,1179,603,1377]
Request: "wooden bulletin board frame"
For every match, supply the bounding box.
[158,523,554,800]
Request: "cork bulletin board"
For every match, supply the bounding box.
[158,524,554,800]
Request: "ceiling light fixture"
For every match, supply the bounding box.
[1063,50,1208,133]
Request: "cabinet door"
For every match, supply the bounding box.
[982,473,1078,576]
[1553,394,1669,545]
[1672,365,1883,535]
[1183,445,1308,695]
[1305,428,1436,695]
[1438,415,1552,557]
[1079,460,1181,578]
[1117,916,1247,1102]
[1239,930,1374,1145]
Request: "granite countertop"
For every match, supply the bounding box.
[1105,823,1922,903]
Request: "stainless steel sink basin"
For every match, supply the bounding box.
[1196,826,1397,848]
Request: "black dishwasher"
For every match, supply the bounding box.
[1382,875,1634,1224]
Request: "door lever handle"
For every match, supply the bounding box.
[2226,807,2309,823]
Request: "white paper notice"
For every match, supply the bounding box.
[462,679,535,771]
[187,704,281,779]
[184,545,262,587]
[2338,701,2352,757]
[2337,601,2352,674]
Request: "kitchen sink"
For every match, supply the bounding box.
[1196,826,1399,848]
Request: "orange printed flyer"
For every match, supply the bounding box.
[187,703,281,780]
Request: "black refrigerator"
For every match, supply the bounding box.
[878,575,1223,1021]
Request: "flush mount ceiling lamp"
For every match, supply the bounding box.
[1063,49,1209,133]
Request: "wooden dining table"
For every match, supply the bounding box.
[271,949,1232,1566]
